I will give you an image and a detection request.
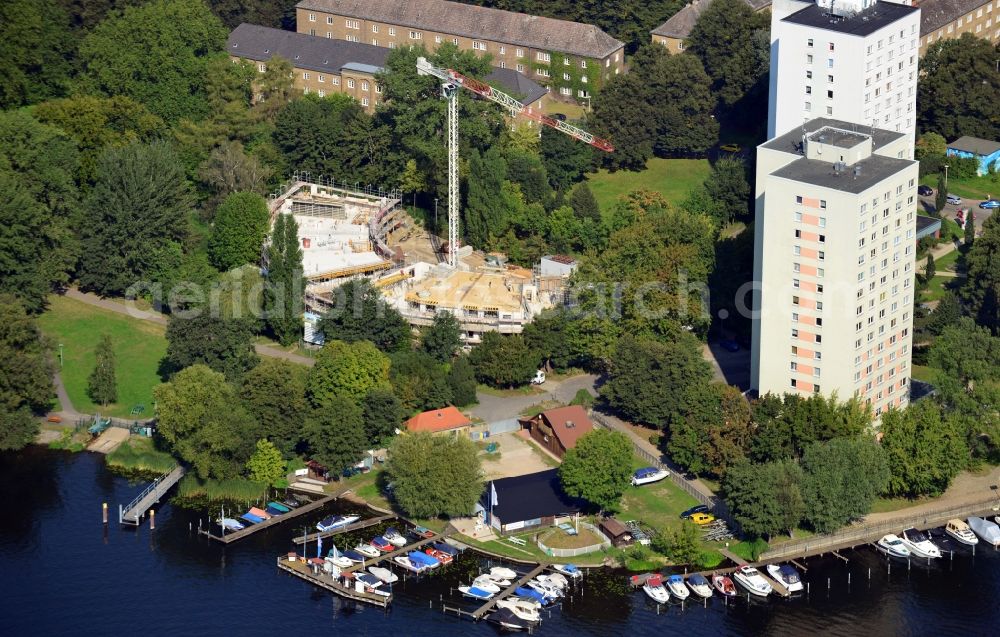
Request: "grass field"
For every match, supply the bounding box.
[920,173,1000,201]
[911,364,937,384]
[618,457,701,533]
[37,295,167,417]
[106,437,177,475]
[585,158,711,216]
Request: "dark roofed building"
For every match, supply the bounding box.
[295,0,624,101]
[519,405,594,459]
[782,1,920,37]
[917,0,1000,54]
[228,24,547,112]
[651,0,771,54]
[480,469,582,533]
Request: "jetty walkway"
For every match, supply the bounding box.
[198,490,347,544]
[119,465,185,526]
[277,556,390,608]
[470,563,546,619]
[292,513,396,545]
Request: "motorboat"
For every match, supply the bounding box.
[316,514,360,532]
[766,564,804,593]
[217,518,244,532]
[503,595,542,611]
[383,527,407,547]
[901,528,942,559]
[545,572,570,589]
[490,566,518,580]
[553,564,583,580]
[496,598,541,623]
[877,534,912,559]
[487,608,530,631]
[536,574,567,592]
[356,573,384,590]
[472,576,502,594]
[712,574,737,597]
[282,497,301,509]
[666,574,689,600]
[642,574,670,604]
[248,506,272,520]
[240,512,264,525]
[424,548,453,564]
[432,541,460,557]
[968,517,1000,547]
[632,466,670,486]
[354,543,381,559]
[733,566,772,597]
[945,519,979,546]
[411,525,436,539]
[459,585,494,600]
[408,550,440,569]
[325,545,353,569]
[342,550,367,563]
[368,566,398,584]
[686,573,713,598]
[514,587,548,605]
[483,572,511,587]
[526,578,561,600]
[265,502,289,516]
[371,536,394,552]
[392,556,426,573]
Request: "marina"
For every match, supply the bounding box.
[292,513,397,544]
[197,492,342,544]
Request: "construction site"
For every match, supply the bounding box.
[264,58,610,347]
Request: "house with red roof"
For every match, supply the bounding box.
[519,405,594,459]
[405,406,474,437]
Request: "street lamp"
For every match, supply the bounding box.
[943,164,949,193]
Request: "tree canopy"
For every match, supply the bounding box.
[686,0,770,107]
[0,296,51,449]
[245,438,286,486]
[559,429,633,511]
[0,0,75,109]
[87,334,118,406]
[420,311,462,362]
[469,332,539,388]
[880,401,969,498]
[918,34,1000,141]
[723,459,805,539]
[800,437,889,533]
[667,382,752,477]
[154,364,258,479]
[165,311,259,382]
[317,280,410,353]
[961,213,1000,332]
[264,213,304,346]
[307,340,391,408]
[386,431,482,518]
[208,191,270,271]
[305,396,368,475]
[240,359,309,456]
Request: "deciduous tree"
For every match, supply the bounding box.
[723,459,805,539]
[447,356,479,407]
[87,335,118,407]
[0,295,53,416]
[918,34,1000,141]
[166,311,259,382]
[240,359,308,456]
[420,311,462,362]
[361,389,403,448]
[667,382,752,477]
[559,429,633,511]
[305,397,368,475]
[307,340,391,408]
[960,212,1000,332]
[880,402,969,498]
[386,431,482,518]
[208,192,270,270]
[800,437,889,533]
[469,332,538,388]
[0,0,74,109]
[246,438,286,486]
[389,350,453,412]
[154,364,258,479]
[318,279,410,353]
[703,157,751,223]
[686,0,770,106]
[264,213,304,345]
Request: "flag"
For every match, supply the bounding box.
[317,534,323,558]
[490,481,499,507]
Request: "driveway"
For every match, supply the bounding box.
[470,374,599,422]
[480,432,555,479]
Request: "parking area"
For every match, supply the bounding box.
[479,431,557,480]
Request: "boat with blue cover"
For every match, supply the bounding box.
[267,501,291,513]
[240,512,264,525]
[459,585,494,600]
[514,586,548,604]
[408,551,440,568]
[431,541,460,556]
[342,549,367,563]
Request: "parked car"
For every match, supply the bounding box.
[680,505,711,520]
[531,369,546,385]
[946,194,962,205]
[689,512,716,525]
[720,143,742,153]
[917,185,933,196]
[979,199,1000,209]
[719,339,740,353]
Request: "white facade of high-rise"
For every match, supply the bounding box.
[751,122,918,417]
[767,0,921,155]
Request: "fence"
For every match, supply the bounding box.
[590,412,716,510]
[537,521,610,558]
[759,496,1000,562]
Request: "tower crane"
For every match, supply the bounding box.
[416,57,614,268]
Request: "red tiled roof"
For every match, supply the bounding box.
[405,406,472,433]
[538,405,593,450]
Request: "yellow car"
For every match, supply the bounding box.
[719,143,742,153]
[690,512,716,525]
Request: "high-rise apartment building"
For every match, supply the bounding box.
[751,120,918,416]
[767,0,921,154]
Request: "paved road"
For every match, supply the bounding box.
[469,374,598,422]
[64,288,315,366]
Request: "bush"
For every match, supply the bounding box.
[569,388,595,408]
[729,538,769,562]
[106,439,177,475]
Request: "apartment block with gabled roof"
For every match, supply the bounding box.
[295,0,625,102]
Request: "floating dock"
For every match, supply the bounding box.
[292,514,396,545]
[339,529,451,574]
[470,563,547,620]
[198,492,343,544]
[119,465,185,526]
[277,556,391,607]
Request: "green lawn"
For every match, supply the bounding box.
[931,247,961,272]
[921,274,962,302]
[911,364,937,384]
[618,457,700,533]
[870,496,923,514]
[920,173,1000,201]
[37,295,167,418]
[584,158,711,216]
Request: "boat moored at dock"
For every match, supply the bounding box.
[316,514,361,533]
[876,534,912,559]
[945,519,979,546]
[712,574,737,597]
[901,528,942,559]
[766,564,804,592]
[642,574,670,604]
[686,573,713,598]
[968,517,1000,547]
[666,574,689,600]
[733,566,772,597]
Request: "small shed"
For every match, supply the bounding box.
[599,517,632,547]
[946,136,1000,176]
[405,406,472,437]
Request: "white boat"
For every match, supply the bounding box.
[968,517,1000,547]
[488,608,530,631]
[496,599,541,623]
[900,528,941,559]
[632,467,670,486]
[685,573,713,598]
[945,519,979,546]
[642,574,670,604]
[536,574,567,591]
[325,554,354,569]
[368,566,399,584]
[217,518,244,532]
[765,564,804,592]
[666,575,689,600]
[392,556,427,573]
[733,566,772,597]
[472,576,502,594]
[553,564,584,580]
[526,578,562,599]
[353,544,381,558]
[315,514,360,532]
[490,566,518,580]
[459,585,495,600]
[877,534,912,559]
[505,595,542,610]
[383,527,408,547]
[712,574,737,597]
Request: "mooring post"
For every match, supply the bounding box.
[149,509,155,530]
[102,502,108,525]
[848,572,851,585]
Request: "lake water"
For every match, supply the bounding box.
[2,447,998,636]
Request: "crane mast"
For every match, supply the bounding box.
[416,57,613,268]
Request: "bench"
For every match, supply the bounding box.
[507,536,527,546]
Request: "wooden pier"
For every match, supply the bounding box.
[718,548,791,598]
[277,556,391,607]
[340,529,451,574]
[292,514,396,545]
[470,563,547,620]
[198,492,341,544]
[119,465,185,526]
